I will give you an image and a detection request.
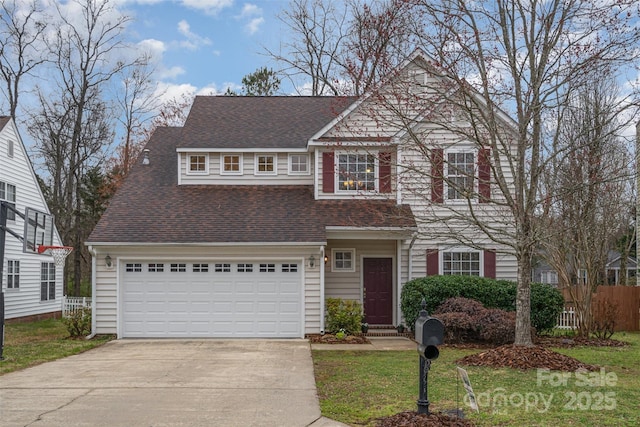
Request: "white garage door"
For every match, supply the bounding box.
[121,261,302,338]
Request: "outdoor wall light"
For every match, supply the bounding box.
[324,255,329,265]
[309,255,316,268]
[105,254,112,268]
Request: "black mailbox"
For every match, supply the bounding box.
[415,309,444,360]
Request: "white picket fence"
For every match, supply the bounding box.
[556,306,580,330]
[62,296,92,317]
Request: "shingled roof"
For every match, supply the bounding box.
[178,96,356,149]
[88,99,415,245]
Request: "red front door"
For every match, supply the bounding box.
[363,257,393,325]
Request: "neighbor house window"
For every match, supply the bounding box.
[255,154,276,175]
[289,154,309,175]
[446,151,475,200]
[7,260,19,289]
[442,251,480,276]
[222,154,242,175]
[336,153,377,192]
[40,262,55,301]
[187,154,208,174]
[8,139,14,157]
[0,181,16,220]
[332,249,355,272]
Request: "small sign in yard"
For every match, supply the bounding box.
[457,366,479,412]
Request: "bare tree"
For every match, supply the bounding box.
[540,77,635,336]
[29,0,135,295]
[266,0,416,96]
[0,0,47,118]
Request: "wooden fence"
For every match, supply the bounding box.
[558,285,640,332]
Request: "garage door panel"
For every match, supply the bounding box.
[122,261,302,338]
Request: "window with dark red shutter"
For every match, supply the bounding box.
[426,249,439,275]
[379,152,392,193]
[322,151,335,193]
[478,148,491,202]
[431,149,444,203]
[483,249,496,278]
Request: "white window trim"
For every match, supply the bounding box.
[331,248,356,273]
[254,153,278,176]
[221,153,243,175]
[444,147,478,204]
[0,181,17,221]
[440,247,483,276]
[335,150,379,194]
[288,153,310,175]
[186,154,209,175]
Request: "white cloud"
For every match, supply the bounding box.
[158,66,186,80]
[176,19,212,51]
[180,0,234,15]
[236,3,264,35]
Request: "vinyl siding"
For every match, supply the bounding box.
[1,119,63,319]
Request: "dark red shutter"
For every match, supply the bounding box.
[379,151,391,193]
[426,249,439,275]
[322,151,335,194]
[484,249,496,279]
[431,149,444,203]
[478,148,491,203]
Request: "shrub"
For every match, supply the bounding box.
[325,298,362,335]
[63,307,92,337]
[475,308,516,345]
[434,297,485,317]
[437,312,477,343]
[400,275,564,334]
[591,296,617,340]
[530,282,566,333]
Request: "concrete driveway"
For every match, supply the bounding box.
[0,339,346,427]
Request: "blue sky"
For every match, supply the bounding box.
[121,0,294,98]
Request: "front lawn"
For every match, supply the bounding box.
[0,318,113,375]
[312,333,640,426]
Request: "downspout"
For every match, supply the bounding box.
[86,245,97,340]
[408,233,418,281]
[320,245,326,334]
[396,239,402,326]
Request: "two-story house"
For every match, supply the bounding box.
[1,116,65,321]
[87,51,518,338]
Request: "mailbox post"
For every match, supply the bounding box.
[414,299,444,414]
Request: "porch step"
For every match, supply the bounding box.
[365,327,413,338]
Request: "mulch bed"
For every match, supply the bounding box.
[456,344,600,371]
[307,333,370,344]
[376,411,476,427]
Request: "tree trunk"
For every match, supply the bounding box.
[515,253,534,346]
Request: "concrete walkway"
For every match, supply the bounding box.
[0,339,348,427]
[311,336,415,351]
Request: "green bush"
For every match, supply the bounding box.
[325,298,363,335]
[400,275,564,334]
[62,307,92,337]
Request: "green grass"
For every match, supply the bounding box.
[0,318,113,375]
[312,333,640,426]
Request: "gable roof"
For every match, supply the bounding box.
[0,116,10,130]
[88,124,415,245]
[178,96,356,150]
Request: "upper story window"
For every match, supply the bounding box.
[255,154,277,175]
[8,139,14,158]
[187,154,208,175]
[289,154,309,175]
[0,181,16,220]
[222,154,242,175]
[336,153,377,192]
[446,151,475,200]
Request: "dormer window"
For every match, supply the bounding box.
[222,154,242,175]
[187,154,208,175]
[255,154,277,175]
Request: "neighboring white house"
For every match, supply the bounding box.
[87,50,518,339]
[0,116,64,320]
